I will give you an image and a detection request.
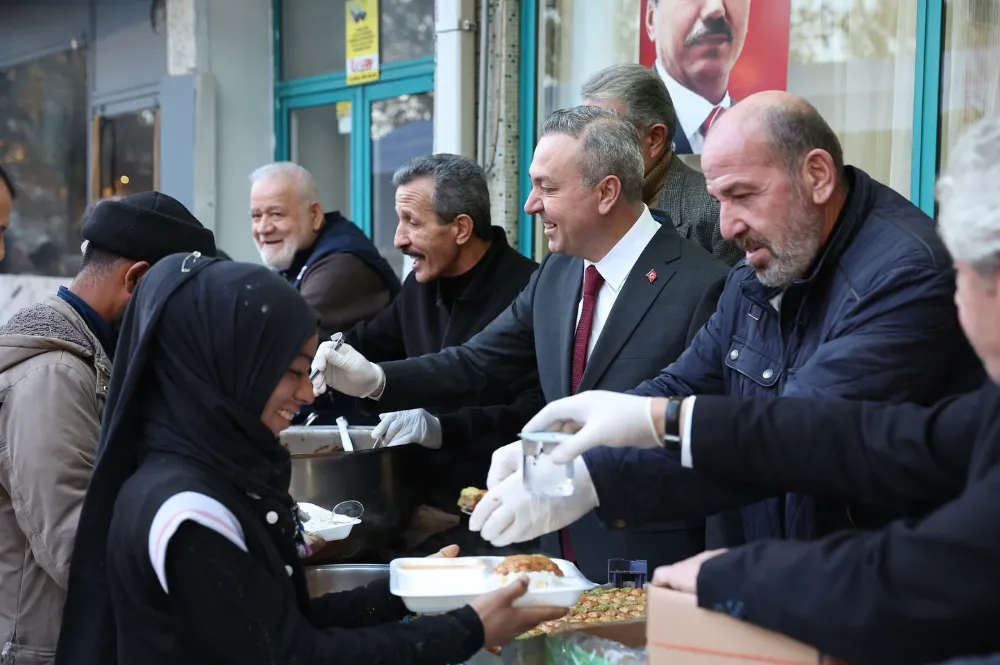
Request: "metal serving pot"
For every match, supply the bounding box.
[283,426,421,561]
[305,563,391,598]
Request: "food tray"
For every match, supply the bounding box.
[298,502,361,541]
[390,556,597,613]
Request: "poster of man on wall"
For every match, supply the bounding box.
[639,0,790,154]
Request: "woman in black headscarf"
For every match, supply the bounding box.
[55,252,563,665]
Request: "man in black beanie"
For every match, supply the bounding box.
[0,191,216,665]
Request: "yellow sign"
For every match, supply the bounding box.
[346,0,380,85]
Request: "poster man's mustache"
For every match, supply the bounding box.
[685,17,734,46]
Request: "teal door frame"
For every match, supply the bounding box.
[272,0,434,237]
[518,0,538,257]
[911,0,945,216]
[516,0,947,255]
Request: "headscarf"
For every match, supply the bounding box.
[55,252,318,665]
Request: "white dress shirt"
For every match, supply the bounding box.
[575,206,661,361]
[654,60,732,154]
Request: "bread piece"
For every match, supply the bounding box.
[457,487,487,512]
[494,554,564,577]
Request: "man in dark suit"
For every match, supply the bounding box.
[582,63,742,266]
[311,105,729,582]
[645,0,750,155]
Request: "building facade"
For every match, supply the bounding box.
[0,0,996,321]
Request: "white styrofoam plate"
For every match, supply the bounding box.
[298,502,361,542]
[309,517,361,541]
[390,556,597,613]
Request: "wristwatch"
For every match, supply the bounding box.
[662,396,684,452]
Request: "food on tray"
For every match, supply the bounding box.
[490,554,566,589]
[457,487,487,512]
[296,502,354,535]
[519,586,646,639]
[494,554,564,576]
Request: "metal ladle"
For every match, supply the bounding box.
[332,500,364,520]
[304,332,345,427]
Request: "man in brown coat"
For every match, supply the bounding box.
[0,192,217,665]
[249,162,401,337]
[582,63,743,266]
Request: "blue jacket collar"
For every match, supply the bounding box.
[57,286,117,360]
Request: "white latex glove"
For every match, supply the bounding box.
[371,409,442,449]
[522,391,660,465]
[310,342,385,398]
[486,441,523,489]
[469,458,598,547]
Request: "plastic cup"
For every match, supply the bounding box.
[520,432,575,498]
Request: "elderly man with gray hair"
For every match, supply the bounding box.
[249,162,400,336]
[311,106,729,578]
[582,63,742,265]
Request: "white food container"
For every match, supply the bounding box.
[390,556,597,613]
[298,502,361,541]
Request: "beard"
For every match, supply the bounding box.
[257,240,297,271]
[738,188,824,289]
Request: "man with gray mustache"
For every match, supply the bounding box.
[645,0,750,154]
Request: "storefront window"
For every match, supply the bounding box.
[536,0,916,195]
[281,0,434,81]
[939,0,1000,175]
[0,47,88,277]
[96,108,158,199]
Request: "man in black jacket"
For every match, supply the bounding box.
[340,154,543,551]
[502,115,1000,665]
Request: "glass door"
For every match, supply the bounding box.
[277,78,433,271]
[363,79,434,276]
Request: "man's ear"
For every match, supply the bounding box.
[452,214,475,245]
[310,202,325,232]
[124,261,151,295]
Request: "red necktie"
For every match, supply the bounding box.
[700,105,726,136]
[571,265,605,394]
[561,265,605,563]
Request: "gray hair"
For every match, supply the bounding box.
[391,153,492,240]
[937,116,1000,280]
[249,162,320,208]
[758,101,845,183]
[581,63,678,142]
[539,106,645,204]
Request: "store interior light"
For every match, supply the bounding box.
[120,175,130,184]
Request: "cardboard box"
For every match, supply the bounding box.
[646,586,823,665]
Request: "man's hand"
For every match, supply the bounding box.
[469,459,598,546]
[428,544,460,558]
[469,577,567,648]
[486,442,522,489]
[651,549,728,594]
[310,341,385,398]
[372,409,442,449]
[522,391,662,465]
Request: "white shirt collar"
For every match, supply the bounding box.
[584,206,661,293]
[655,60,732,142]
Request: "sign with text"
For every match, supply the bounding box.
[346,0,380,85]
